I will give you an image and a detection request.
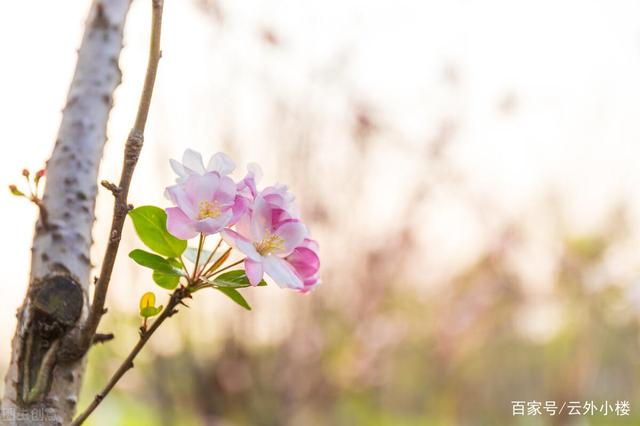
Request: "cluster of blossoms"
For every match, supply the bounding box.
[164,149,320,292]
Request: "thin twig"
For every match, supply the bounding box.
[92,333,115,345]
[32,199,49,230]
[72,0,164,355]
[71,288,185,425]
[100,180,121,196]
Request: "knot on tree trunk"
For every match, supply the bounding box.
[18,274,83,404]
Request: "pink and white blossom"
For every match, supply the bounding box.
[164,151,320,292]
[165,172,239,239]
[222,185,308,289]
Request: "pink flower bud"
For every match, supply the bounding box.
[34,169,46,185]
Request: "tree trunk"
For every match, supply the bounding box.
[2,1,132,424]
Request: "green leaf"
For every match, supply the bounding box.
[152,270,180,290]
[211,270,267,288]
[128,206,187,257]
[167,257,183,269]
[129,249,183,289]
[140,305,163,318]
[216,287,251,310]
[129,249,182,275]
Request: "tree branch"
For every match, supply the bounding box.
[71,287,186,425]
[73,0,165,355]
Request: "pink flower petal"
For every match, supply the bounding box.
[222,229,261,261]
[166,207,198,240]
[263,256,303,289]
[304,275,320,288]
[165,184,197,218]
[185,172,220,205]
[234,212,252,237]
[214,175,238,205]
[250,198,271,241]
[237,163,262,198]
[274,220,308,255]
[229,196,249,226]
[301,238,319,252]
[299,276,320,293]
[244,258,264,286]
[287,246,320,277]
[194,210,233,235]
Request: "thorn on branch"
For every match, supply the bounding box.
[92,333,115,345]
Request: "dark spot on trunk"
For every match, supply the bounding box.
[33,275,83,328]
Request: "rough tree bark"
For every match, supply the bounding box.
[2,1,132,424]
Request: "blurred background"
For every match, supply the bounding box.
[2,0,640,424]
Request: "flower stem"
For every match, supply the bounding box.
[198,237,223,276]
[208,258,244,277]
[178,256,190,277]
[202,247,232,277]
[191,233,205,282]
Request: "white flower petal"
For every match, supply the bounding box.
[207,152,235,175]
[263,256,303,289]
[170,158,187,179]
[182,149,206,174]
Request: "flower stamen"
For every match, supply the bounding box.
[254,230,285,255]
[198,200,221,220]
